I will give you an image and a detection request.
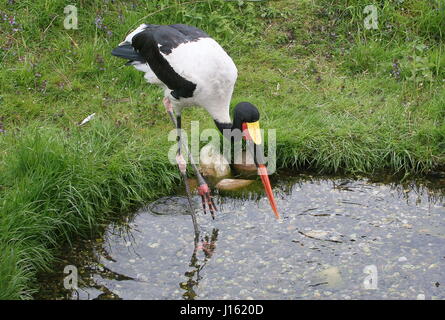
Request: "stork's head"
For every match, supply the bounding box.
[232,102,280,219]
[232,102,260,140]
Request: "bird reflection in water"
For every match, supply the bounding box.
[180,228,219,300]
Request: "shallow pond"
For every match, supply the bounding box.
[36,173,445,300]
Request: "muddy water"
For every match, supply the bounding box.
[36,174,445,300]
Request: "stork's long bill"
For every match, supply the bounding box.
[243,122,280,219]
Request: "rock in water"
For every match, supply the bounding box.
[199,144,231,178]
[316,267,343,288]
[234,150,257,173]
[216,179,254,191]
[298,230,343,243]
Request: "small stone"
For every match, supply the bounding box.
[216,179,254,191]
[200,144,231,177]
[417,294,426,300]
[398,257,408,262]
[303,230,328,239]
[361,245,371,254]
[316,266,343,288]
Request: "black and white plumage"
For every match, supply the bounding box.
[112,23,238,126]
[112,23,279,220]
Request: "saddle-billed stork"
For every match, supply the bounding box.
[112,23,279,225]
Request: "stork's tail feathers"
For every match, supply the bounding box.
[111,43,145,63]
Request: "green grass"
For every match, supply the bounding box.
[0,0,444,299]
[0,121,180,298]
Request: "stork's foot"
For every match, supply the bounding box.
[197,183,217,219]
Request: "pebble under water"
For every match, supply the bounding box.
[36,174,445,300]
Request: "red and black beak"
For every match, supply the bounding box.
[242,122,280,219]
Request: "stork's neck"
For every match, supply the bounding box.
[213,101,254,138]
[213,107,236,137]
[214,112,243,142]
[214,120,233,134]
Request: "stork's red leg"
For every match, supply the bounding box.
[164,97,199,236]
[164,97,217,219]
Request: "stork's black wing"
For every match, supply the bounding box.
[112,24,210,99]
[143,24,210,55]
[130,24,210,99]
